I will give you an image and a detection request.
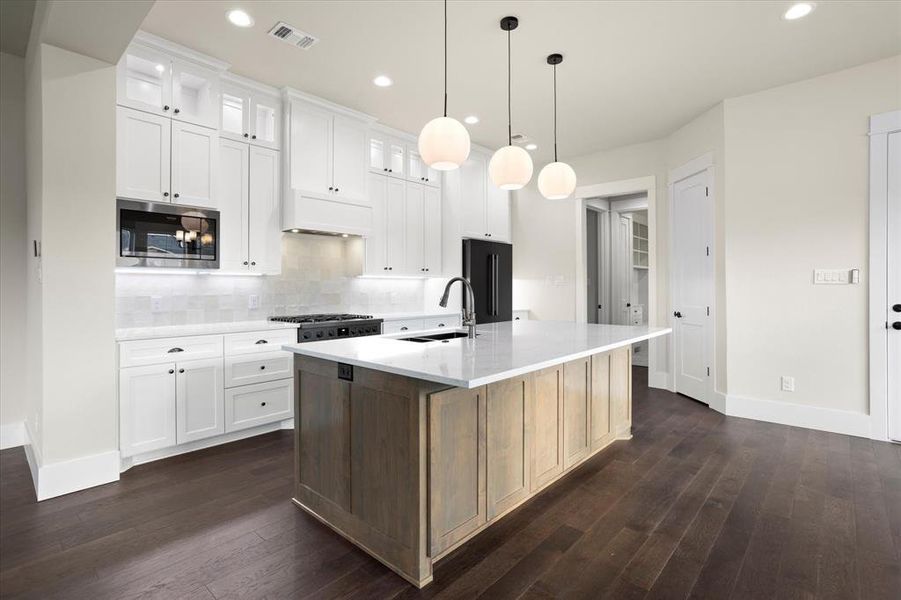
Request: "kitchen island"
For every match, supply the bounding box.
[284,320,671,587]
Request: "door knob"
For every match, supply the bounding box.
[893,303,901,313]
[673,311,683,318]
[892,322,901,330]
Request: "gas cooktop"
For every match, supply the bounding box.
[270,313,383,343]
[269,313,374,324]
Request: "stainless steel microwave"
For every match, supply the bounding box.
[117,199,220,269]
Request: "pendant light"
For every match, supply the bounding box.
[418,0,470,171]
[489,16,533,190]
[538,54,577,200]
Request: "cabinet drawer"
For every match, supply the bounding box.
[422,316,460,330]
[382,319,425,334]
[225,379,293,432]
[512,310,530,322]
[119,335,223,368]
[223,329,297,356]
[225,351,293,388]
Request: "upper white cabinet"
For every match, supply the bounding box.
[369,130,407,179]
[117,36,224,129]
[454,148,511,243]
[407,148,440,188]
[117,107,171,203]
[288,98,369,204]
[220,75,281,150]
[219,139,281,274]
[171,120,218,208]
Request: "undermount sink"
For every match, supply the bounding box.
[398,331,471,343]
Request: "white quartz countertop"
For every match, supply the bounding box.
[374,311,461,321]
[284,321,672,389]
[116,320,299,341]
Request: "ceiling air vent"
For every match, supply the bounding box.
[268,22,319,50]
[511,133,531,145]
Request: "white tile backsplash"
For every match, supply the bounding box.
[116,234,432,328]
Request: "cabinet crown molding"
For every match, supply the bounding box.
[132,31,231,72]
[282,87,377,124]
[220,72,280,98]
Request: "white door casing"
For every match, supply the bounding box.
[671,168,713,404]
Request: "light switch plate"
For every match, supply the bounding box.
[248,294,260,310]
[813,268,856,285]
[151,296,163,312]
[781,375,795,392]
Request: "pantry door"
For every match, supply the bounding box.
[887,130,901,441]
[671,168,713,404]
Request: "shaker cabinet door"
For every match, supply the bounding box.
[119,364,177,457]
[530,364,564,491]
[563,357,591,469]
[218,138,250,271]
[486,376,530,519]
[331,116,368,203]
[171,121,218,208]
[248,146,281,274]
[175,358,224,444]
[289,104,332,196]
[116,106,171,203]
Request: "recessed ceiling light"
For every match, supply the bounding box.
[227,9,254,28]
[290,228,300,233]
[464,115,479,125]
[783,3,814,20]
[525,143,538,151]
[154,64,165,73]
[373,75,393,87]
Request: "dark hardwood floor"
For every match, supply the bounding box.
[2,369,899,599]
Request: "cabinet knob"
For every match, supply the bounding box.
[260,365,266,370]
[261,401,267,407]
[673,311,683,318]
[383,168,388,172]
[388,266,392,270]
[173,108,180,114]
[893,304,901,313]
[243,261,249,266]
[251,261,256,266]
[243,133,249,138]
[163,105,170,111]
[168,369,174,374]
[383,267,387,270]
[893,322,901,330]
[334,187,339,192]
[251,135,257,140]
[328,186,334,191]
[438,323,445,327]
[173,193,180,199]
[178,368,184,373]
[163,192,169,197]
[388,169,392,173]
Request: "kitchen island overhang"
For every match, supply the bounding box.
[285,321,672,587]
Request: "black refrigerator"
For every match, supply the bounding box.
[463,239,513,323]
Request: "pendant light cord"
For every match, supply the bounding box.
[553,63,558,162]
[443,0,448,118]
[507,28,512,146]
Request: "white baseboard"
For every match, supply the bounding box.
[0,421,25,449]
[648,370,670,390]
[22,422,120,501]
[724,394,871,439]
[710,391,727,414]
[121,418,295,472]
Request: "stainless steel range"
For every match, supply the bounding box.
[269,313,383,343]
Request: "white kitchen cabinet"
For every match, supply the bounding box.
[119,363,177,458]
[405,183,425,273]
[407,147,440,188]
[219,140,281,273]
[364,173,407,274]
[170,59,220,129]
[382,319,425,334]
[225,378,294,433]
[175,358,224,444]
[248,146,281,274]
[116,45,173,118]
[422,186,442,273]
[453,148,512,243]
[288,100,369,204]
[171,121,218,208]
[116,106,171,202]
[219,138,250,271]
[221,81,281,150]
[369,131,406,178]
[224,351,293,388]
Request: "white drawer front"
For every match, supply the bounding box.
[225,379,293,433]
[512,310,530,322]
[382,319,425,334]
[225,351,293,388]
[119,335,223,368]
[422,315,460,330]
[224,329,298,356]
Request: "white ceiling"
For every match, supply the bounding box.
[141,1,901,163]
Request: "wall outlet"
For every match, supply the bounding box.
[781,376,795,392]
[151,296,163,313]
[248,294,260,310]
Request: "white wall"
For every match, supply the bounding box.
[1,52,27,441]
[724,55,901,415]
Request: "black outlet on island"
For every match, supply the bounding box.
[338,363,354,381]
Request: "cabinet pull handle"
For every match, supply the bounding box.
[400,326,408,331]
[438,323,445,327]
[178,368,184,373]
[167,347,184,353]
[168,369,175,374]
[163,192,169,197]
[255,339,268,344]
[260,365,266,370]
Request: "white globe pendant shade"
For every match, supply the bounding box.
[537,161,577,199]
[489,145,533,190]
[418,116,471,171]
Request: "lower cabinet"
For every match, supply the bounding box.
[590,352,613,451]
[610,347,632,436]
[225,378,294,432]
[176,358,224,444]
[530,365,564,492]
[563,357,591,469]
[119,363,178,457]
[486,376,530,519]
[428,386,486,556]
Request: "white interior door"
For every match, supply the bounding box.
[887,131,901,441]
[672,170,712,403]
[611,213,633,325]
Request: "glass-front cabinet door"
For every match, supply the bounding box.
[369,136,387,174]
[117,45,173,117]
[220,84,250,142]
[170,60,220,129]
[250,93,280,150]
